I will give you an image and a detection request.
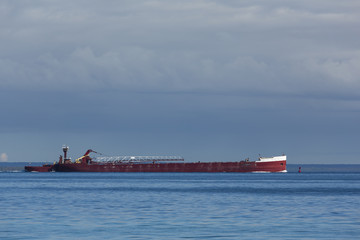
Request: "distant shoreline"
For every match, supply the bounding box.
[1,162,360,173]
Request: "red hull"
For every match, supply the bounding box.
[24,165,53,172]
[52,160,286,173]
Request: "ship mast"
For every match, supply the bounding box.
[62,145,69,160]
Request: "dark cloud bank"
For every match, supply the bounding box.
[1,1,359,163]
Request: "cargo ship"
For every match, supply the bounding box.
[25,146,287,173]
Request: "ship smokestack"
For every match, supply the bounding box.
[62,145,69,160]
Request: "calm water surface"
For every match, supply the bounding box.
[1,172,359,239]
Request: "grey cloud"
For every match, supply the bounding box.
[1,0,360,98]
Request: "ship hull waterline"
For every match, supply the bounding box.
[52,161,286,173]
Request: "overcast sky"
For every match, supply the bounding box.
[1,0,360,163]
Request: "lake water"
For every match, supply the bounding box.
[1,172,359,239]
